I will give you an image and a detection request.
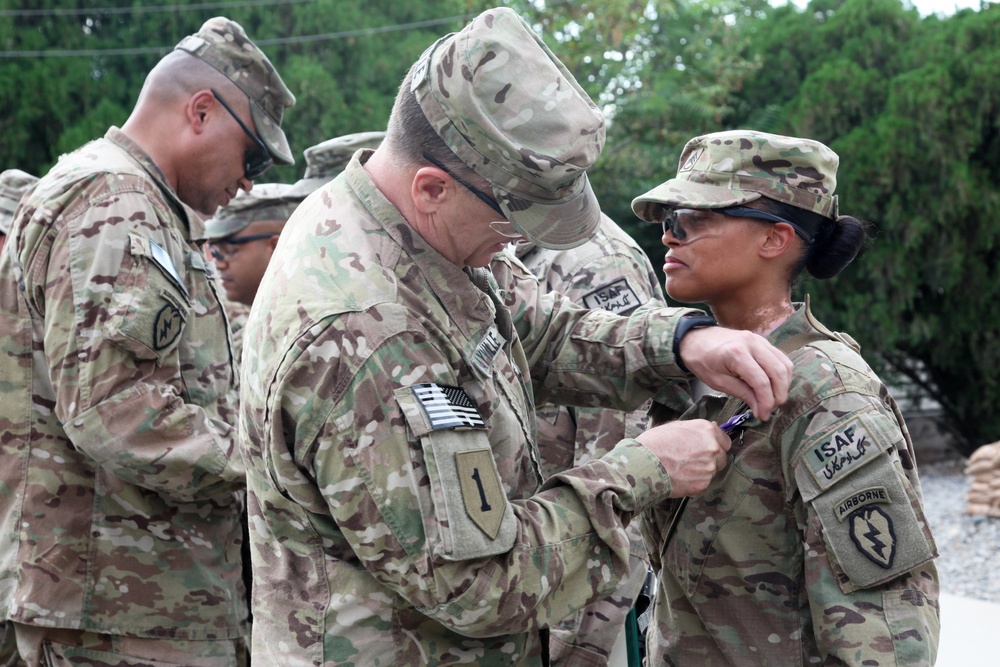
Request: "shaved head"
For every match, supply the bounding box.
[137,51,243,108]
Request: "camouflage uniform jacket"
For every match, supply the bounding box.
[514,215,665,477]
[642,302,940,666]
[514,217,666,665]
[239,152,700,667]
[0,128,247,639]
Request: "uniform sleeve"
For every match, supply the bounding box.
[24,187,243,502]
[787,392,940,664]
[497,256,699,411]
[262,316,674,638]
[548,246,664,315]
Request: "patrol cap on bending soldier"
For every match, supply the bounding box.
[402,6,605,252]
[0,169,37,253]
[175,17,296,170]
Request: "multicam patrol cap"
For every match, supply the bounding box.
[205,182,297,241]
[283,131,386,199]
[0,169,37,234]
[411,7,606,251]
[631,130,840,223]
[174,17,296,166]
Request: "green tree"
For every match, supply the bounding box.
[0,0,471,182]
[585,0,774,285]
[732,0,1000,454]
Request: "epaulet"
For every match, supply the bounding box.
[803,305,861,353]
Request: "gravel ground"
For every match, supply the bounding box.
[919,456,1000,604]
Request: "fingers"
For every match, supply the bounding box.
[727,339,792,419]
[679,327,793,420]
[636,420,732,498]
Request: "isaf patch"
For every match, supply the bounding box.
[807,421,875,489]
[582,278,641,315]
[412,383,486,430]
[848,505,896,569]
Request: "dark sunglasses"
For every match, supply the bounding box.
[421,151,504,217]
[208,232,280,261]
[211,89,273,181]
[659,205,815,243]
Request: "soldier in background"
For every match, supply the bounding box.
[238,8,792,665]
[0,17,293,665]
[512,214,673,666]
[0,168,37,663]
[206,131,385,363]
[0,170,37,255]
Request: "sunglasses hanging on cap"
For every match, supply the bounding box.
[421,152,504,218]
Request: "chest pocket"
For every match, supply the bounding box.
[104,233,192,362]
[394,384,517,563]
[175,251,235,402]
[662,460,754,598]
[104,234,234,400]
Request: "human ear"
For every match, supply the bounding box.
[187,90,216,133]
[410,167,450,215]
[759,222,798,259]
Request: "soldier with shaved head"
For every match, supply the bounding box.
[0,17,294,666]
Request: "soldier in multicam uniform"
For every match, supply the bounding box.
[0,170,37,255]
[240,9,794,666]
[511,215,668,666]
[0,168,37,663]
[632,129,940,665]
[0,17,294,666]
[206,182,296,369]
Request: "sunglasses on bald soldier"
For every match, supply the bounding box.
[211,88,273,181]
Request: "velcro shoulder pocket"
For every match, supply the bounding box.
[104,233,191,362]
[795,409,935,592]
[394,384,516,562]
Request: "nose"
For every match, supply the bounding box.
[239,176,254,194]
[662,224,683,247]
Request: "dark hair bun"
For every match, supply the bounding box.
[807,215,865,279]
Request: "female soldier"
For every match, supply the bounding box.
[631,130,940,666]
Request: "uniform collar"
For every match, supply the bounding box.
[344,152,496,339]
[104,127,206,241]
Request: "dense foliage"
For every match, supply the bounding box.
[1,0,996,454]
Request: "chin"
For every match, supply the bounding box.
[665,283,702,305]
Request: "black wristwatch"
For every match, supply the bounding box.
[672,315,718,374]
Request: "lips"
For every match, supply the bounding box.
[664,254,688,270]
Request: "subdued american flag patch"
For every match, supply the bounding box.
[412,383,487,430]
